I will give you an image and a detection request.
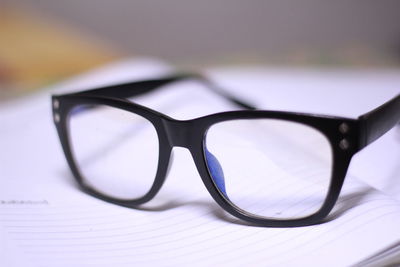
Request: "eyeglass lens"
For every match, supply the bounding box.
[205,119,333,220]
[68,104,159,200]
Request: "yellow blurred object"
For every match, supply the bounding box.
[0,6,121,99]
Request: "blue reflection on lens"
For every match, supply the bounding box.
[205,147,227,196]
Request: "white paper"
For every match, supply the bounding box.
[1,61,400,267]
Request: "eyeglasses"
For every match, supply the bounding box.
[52,73,400,227]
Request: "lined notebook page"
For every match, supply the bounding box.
[1,64,400,267]
[1,188,400,267]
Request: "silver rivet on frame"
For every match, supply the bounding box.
[339,139,350,150]
[54,113,60,123]
[339,122,349,134]
[53,99,59,109]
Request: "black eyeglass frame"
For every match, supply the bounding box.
[52,74,400,227]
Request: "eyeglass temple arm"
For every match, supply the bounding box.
[358,93,400,149]
[80,73,256,110]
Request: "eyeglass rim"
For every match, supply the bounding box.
[51,73,400,227]
[52,93,359,227]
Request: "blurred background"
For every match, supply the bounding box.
[1,0,400,100]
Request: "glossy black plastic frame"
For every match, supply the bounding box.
[52,74,400,227]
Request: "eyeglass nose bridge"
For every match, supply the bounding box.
[162,118,194,148]
[161,118,228,197]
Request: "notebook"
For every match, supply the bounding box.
[1,59,399,267]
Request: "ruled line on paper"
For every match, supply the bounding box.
[2,165,399,266]
[225,205,400,267]
[2,189,400,267]
[2,181,378,239]
[133,203,400,266]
